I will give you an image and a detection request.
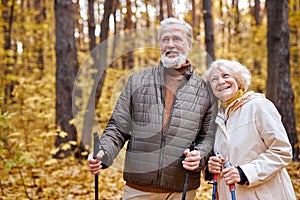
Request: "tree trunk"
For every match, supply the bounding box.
[226,2,232,52]
[124,0,134,69]
[266,0,299,161]
[111,0,119,68]
[2,0,13,50]
[95,0,112,102]
[88,0,96,52]
[254,0,261,25]
[33,0,46,78]
[252,0,262,92]
[159,0,164,22]
[234,0,240,36]
[2,0,15,113]
[166,0,172,17]
[203,0,215,67]
[145,0,151,27]
[219,0,225,52]
[192,0,200,40]
[54,0,79,158]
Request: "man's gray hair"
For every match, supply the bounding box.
[158,17,193,45]
[205,59,252,92]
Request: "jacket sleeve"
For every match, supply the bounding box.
[195,85,218,170]
[239,98,293,187]
[98,76,133,167]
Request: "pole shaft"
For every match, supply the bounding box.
[95,174,98,200]
[93,132,100,200]
[181,172,189,200]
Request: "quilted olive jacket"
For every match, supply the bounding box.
[99,63,217,192]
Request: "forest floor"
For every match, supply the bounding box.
[0,153,299,200]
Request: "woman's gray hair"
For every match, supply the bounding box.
[205,59,252,92]
[158,17,193,45]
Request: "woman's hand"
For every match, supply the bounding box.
[208,155,224,174]
[220,166,241,185]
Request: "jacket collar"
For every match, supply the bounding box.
[158,60,194,82]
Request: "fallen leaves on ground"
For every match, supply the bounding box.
[1,153,299,200]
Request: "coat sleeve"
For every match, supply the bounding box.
[196,85,218,170]
[239,98,293,187]
[98,76,133,167]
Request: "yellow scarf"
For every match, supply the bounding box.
[221,89,244,108]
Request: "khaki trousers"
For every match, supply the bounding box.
[123,185,196,200]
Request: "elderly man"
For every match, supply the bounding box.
[88,17,217,200]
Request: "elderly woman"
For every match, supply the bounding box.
[205,59,296,199]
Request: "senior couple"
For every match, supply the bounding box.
[88,17,296,199]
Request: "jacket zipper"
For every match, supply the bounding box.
[216,114,231,162]
[157,79,183,186]
[158,84,165,185]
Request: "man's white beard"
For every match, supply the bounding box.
[161,51,188,69]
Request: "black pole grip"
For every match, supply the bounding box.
[189,141,195,151]
[93,132,100,159]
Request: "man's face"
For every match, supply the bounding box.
[160,24,191,69]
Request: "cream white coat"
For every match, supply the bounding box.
[214,91,296,200]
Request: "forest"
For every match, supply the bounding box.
[0,0,299,199]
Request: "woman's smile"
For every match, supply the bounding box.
[210,69,239,102]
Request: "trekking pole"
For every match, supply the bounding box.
[93,132,100,200]
[224,161,236,200]
[212,152,221,200]
[182,141,196,200]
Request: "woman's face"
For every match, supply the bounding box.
[210,69,239,102]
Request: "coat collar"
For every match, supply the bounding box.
[216,91,266,120]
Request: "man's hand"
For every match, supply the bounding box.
[87,150,104,175]
[182,149,201,170]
